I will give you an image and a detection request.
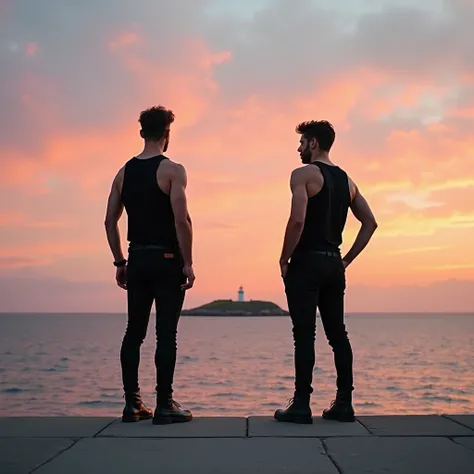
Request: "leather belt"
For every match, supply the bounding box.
[308,250,340,257]
[129,244,170,251]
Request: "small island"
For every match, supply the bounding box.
[181,286,289,316]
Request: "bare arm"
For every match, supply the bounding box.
[104,171,125,263]
[170,164,193,266]
[342,184,378,266]
[280,169,308,264]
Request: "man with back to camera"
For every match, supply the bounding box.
[104,105,195,425]
[274,120,378,424]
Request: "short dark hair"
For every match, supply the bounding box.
[139,106,175,141]
[296,120,335,152]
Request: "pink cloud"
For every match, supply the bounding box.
[1,0,474,311]
[0,256,52,269]
[108,31,141,51]
[0,211,69,228]
[25,42,38,56]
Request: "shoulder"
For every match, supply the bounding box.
[107,165,126,194]
[114,165,126,185]
[288,166,313,192]
[161,156,185,171]
[160,157,187,182]
[290,165,312,179]
[291,164,322,181]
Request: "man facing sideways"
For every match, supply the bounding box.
[104,106,195,425]
[275,120,378,424]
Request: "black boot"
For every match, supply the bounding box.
[122,391,153,423]
[274,395,312,424]
[152,395,193,425]
[322,391,355,422]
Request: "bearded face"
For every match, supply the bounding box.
[298,136,316,164]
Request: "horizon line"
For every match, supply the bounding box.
[1,311,473,315]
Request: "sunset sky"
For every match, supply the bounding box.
[1,0,474,312]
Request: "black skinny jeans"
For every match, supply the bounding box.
[284,251,354,397]
[120,247,186,401]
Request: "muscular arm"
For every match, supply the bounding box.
[170,164,193,266]
[280,169,308,263]
[104,170,125,262]
[342,182,378,266]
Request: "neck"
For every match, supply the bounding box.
[139,141,165,158]
[311,151,331,164]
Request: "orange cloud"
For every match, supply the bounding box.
[387,245,448,255]
[446,103,474,118]
[110,33,231,128]
[0,212,23,226]
[2,2,474,311]
[376,211,474,238]
[0,153,44,191]
[292,68,387,127]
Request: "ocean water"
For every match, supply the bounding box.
[0,313,473,417]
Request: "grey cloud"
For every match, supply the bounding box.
[1,0,473,161]
[208,2,352,101]
[350,5,474,76]
[209,0,474,100]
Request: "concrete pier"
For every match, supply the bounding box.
[1,415,473,473]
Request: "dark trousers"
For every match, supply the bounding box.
[120,247,186,400]
[284,251,353,396]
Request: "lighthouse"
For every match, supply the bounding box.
[238,286,245,302]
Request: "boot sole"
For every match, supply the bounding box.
[121,413,153,423]
[274,416,313,424]
[152,416,193,425]
[322,413,355,422]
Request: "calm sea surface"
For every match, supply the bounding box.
[0,313,473,417]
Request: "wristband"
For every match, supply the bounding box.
[113,259,127,267]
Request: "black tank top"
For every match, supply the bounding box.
[295,162,351,253]
[121,155,179,249]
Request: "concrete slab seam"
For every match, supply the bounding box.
[28,439,78,474]
[344,434,472,438]
[447,437,474,452]
[353,418,374,435]
[92,418,119,437]
[441,415,474,432]
[320,439,343,474]
[97,435,248,440]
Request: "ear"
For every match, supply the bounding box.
[310,138,318,150]
[139,129,145,139]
